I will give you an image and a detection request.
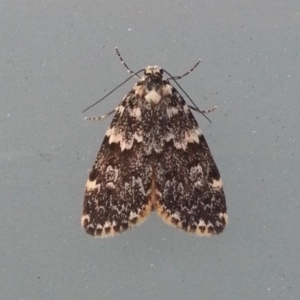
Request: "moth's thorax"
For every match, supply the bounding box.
[134,65,172,105]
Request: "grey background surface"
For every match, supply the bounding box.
[1,1,300,299]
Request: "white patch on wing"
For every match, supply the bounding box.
[194,181,203,188]
[96,223,103,230]
[103,221,112,229]
[162,84,172,96]
[134,84,144,97]
[106,182,116,189]
[195,219,214,236]
[166,106,179,118]
[210,178,223,190]
[129,211,139,221]
[183,104,189,114]
[155,189,162,198]
[116,105,125,115]
[145,89,161,104]
[164,128,203,150]
[198,219,206,227]
[185,128,202,143]
[172,128,203,150]
[165,132,175,142]
[86,179,100,191]
[106,127,143,151]
[219,212,228,224]
[171,213,180,221]
[130,107,141,119]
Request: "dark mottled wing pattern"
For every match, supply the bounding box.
[82,89,153,237]
[82,66,227,237]
[153,85,227,235]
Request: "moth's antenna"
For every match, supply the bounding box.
[167,59,201,81]
[82,69,144,113]
[115,47,141,79]
[189,105,217,114]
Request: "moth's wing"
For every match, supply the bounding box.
[82,91,153,237]
[153,88,227,235]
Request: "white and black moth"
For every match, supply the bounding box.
[82,48,227,237]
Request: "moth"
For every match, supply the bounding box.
[81,48,227,237]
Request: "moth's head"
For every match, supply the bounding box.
[144,66,163,78]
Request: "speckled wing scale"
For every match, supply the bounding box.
[82,53,227,237]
